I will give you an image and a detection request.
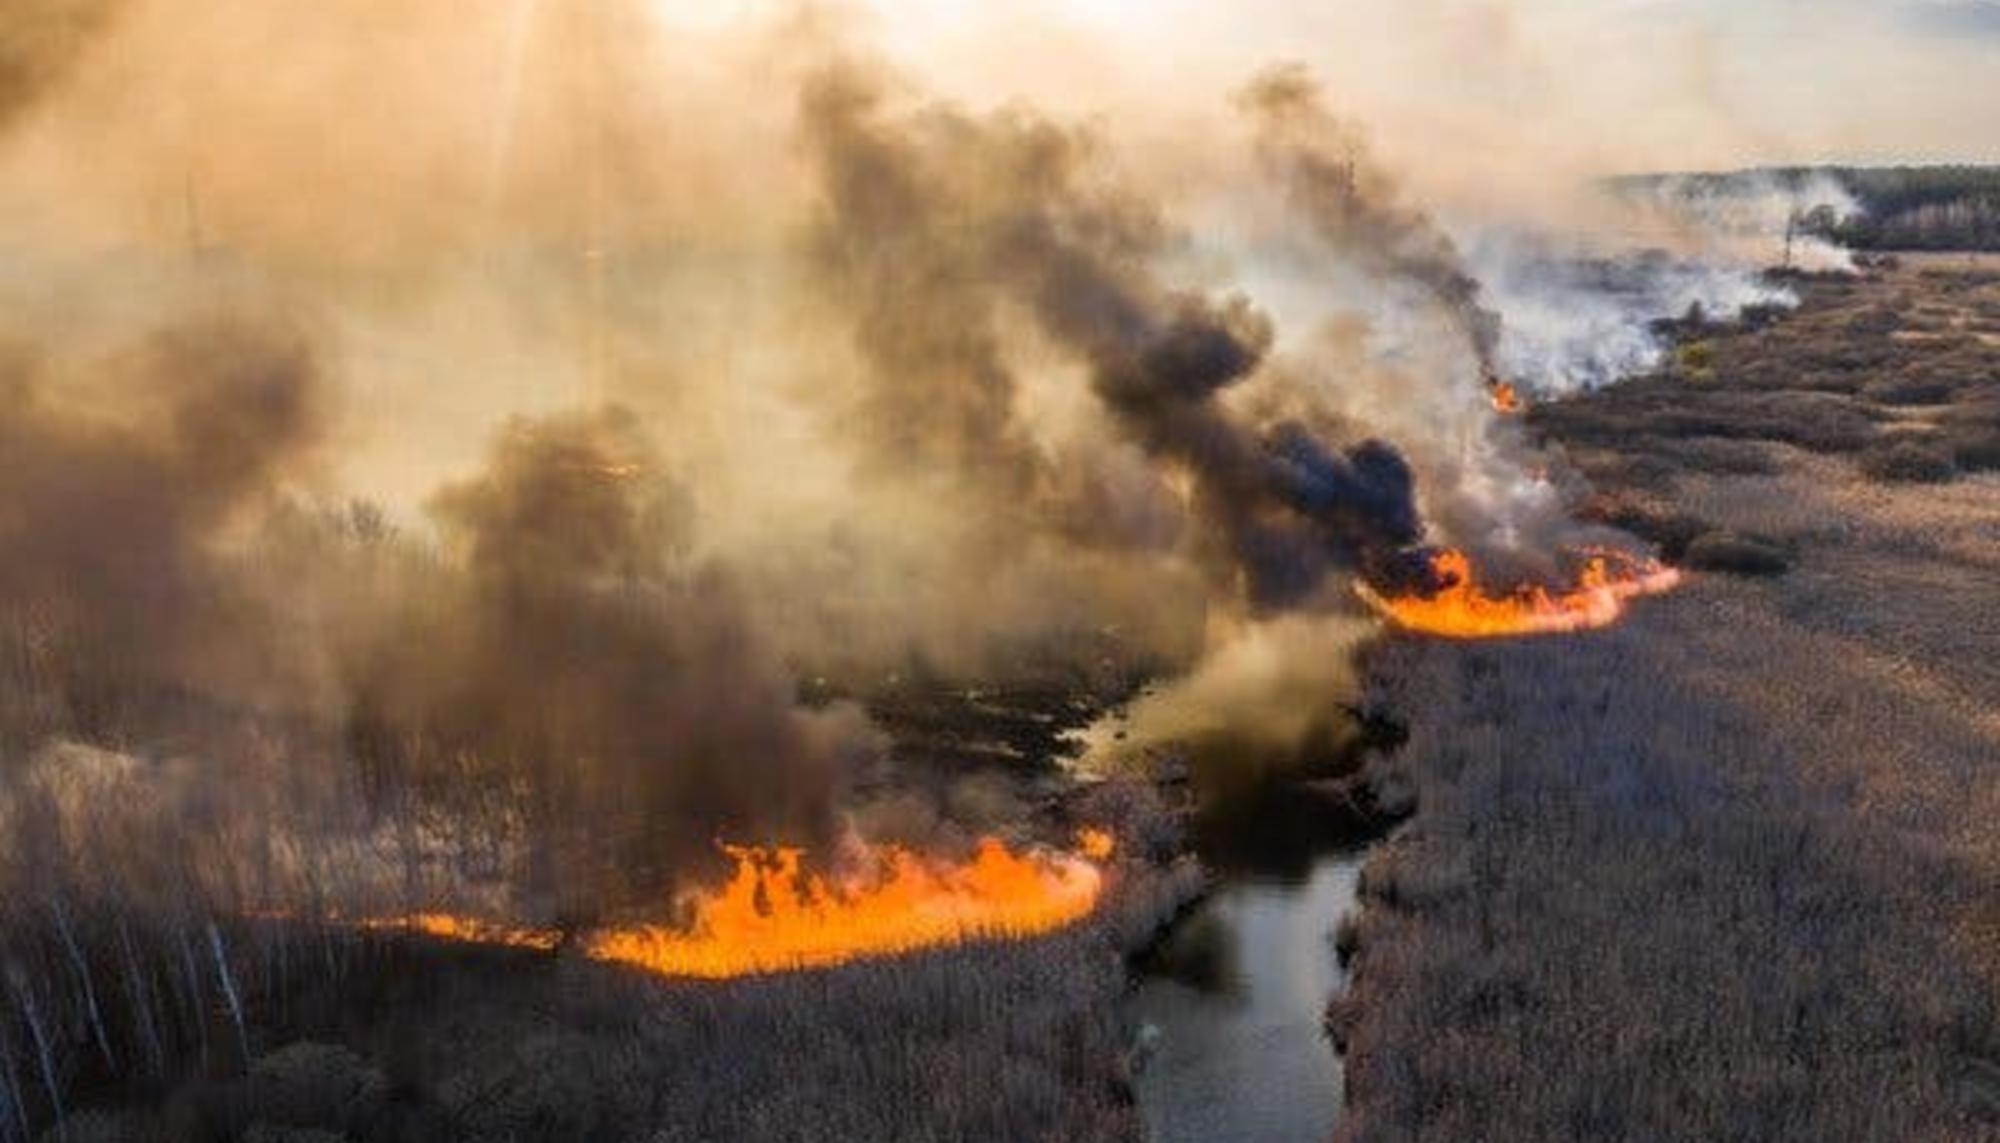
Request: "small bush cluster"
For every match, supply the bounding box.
[1939,404,2000,471]
[1859,439,1960,483]
[1681,531,1793,576]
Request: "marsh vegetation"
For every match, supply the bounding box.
[1336,259,2000,1141]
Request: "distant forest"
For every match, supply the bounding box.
[1615,166,2000,252]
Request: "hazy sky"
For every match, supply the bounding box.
[5,1,1993,280]
[754,0,2000,177]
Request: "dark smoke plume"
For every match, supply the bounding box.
[801,66,1424,611]
[0,313,327,744]
[996,215,1424,605]
[1242,64,1504,382]
[0,316,875,922]
[344,407,878,918]
[804,75,1043,497]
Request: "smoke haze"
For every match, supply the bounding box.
[1,0,1974,917]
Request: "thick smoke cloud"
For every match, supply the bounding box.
[802,66,1424,611]
[803,77,1042,497]
[0,0,1784,933]
[0,305,877,920]
[0,312,327,743]
[344,407,879,917]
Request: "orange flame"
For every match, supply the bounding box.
[589,838,1106,979]
[1489,379,1524,414]
[355,912,562,951]
[352,835,1113,980]
[1358,547,1681,638]
[1075,827,1116,861]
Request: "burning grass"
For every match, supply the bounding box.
[339,836,1118,980]
[1356,548,1682,639]
[0,775,1179,1143]
[590,838,1106,979]
[355,913,562,953]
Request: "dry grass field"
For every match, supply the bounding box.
[1335,260,2000,1141]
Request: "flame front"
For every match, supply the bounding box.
[361,835,1111,979]
[1359,547,1681,638]
[1488,378,1524,414]
[358,912,562,951]
[589,838,1106,979]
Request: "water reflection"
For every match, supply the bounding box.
[1131,853,1364,1143]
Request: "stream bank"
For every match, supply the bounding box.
[1125,765,1409,1143]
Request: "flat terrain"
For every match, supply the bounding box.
[13,261,1996,1143]
[1337,261,2000,1140]
[0,693,1198,1143]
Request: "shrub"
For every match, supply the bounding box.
[1845,307,1902,336]
[1858,440,1959,483]
[1336,258,2000,1143]
[1937,403,2000,470]
[436,1033,642,1143]
[1580,502,1712,562]
[1946,424,2000,471]
[1864,376,1958,405]
[1673,341,1715,377]
[1682,532,1792,576]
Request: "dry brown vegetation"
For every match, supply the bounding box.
[1336,261,2000,1141]
[0,589,1204,1143]
[0,769,1200,1143]
[9,915,1171,1143]
[1538,263,2000,495]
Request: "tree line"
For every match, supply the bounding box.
[1613,166,2000,252]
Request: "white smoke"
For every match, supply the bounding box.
[1631,171,1864,273]
[1429,169,1862,397]
[1467,229,1798,394]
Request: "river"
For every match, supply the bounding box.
[1130,842,1368,1143]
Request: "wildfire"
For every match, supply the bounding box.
[1358,547,1681,638]
[352,833,1112,980]
[1488,378,1524,414]
[357,912,562,951]
[590,837,1106,979]
[1076,826,1116,861]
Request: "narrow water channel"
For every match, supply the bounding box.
[1129,837,1369,1143]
